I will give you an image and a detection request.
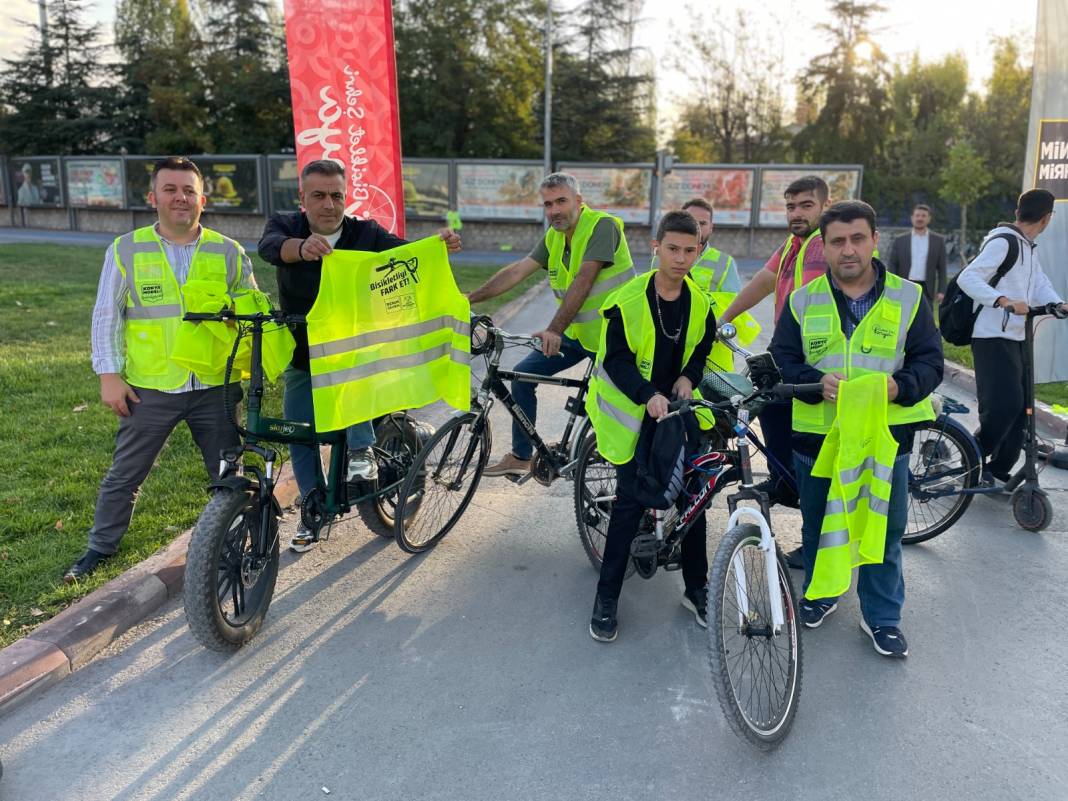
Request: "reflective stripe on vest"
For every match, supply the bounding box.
[789,271,935,434]
[777,229,820,291]
[585,272,710,464]
[113,226,241,389]
[546,205,635,351]
[306,236,471,431]
[806,373,899,600]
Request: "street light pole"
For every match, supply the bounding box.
[38,0,51,83]
[543,2,553,180]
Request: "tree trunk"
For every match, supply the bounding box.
[960,204,968,268]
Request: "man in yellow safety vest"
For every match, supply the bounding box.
[66,157,258,582]
[769,200,943,658]
[586,210,717,642]
[673,197,741,294]
[468,172,636,478]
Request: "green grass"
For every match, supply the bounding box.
[943,342,1068,407]
[0,243,533,647]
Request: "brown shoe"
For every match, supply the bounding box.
[482,453,532,477]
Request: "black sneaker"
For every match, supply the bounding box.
[860,621,909,658]
[784,545,804,570]
[63,548,112,584]
[589,595,618,642]
[681,587,708,628]
[799,600,838,628]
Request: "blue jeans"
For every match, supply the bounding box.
[283,366,375,498]
[793,450,909,628]
[509,334,594,460]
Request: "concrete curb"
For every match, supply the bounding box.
[943,358,1068,439]
[0,284,543,717]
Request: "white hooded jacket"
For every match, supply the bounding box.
[956,223,1062,341]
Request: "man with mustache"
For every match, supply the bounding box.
[67,157,257,582]
[468,172,636,478]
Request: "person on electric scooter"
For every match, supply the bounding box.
[957,189,1068,487]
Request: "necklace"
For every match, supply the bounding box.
[653,287,682,343]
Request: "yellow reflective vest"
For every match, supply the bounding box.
[113,225,244,389]
[789,271,935,434]
[547,205,636,352]
[586,272,710,464]
[806,373,898,599]
[306,236,471,432]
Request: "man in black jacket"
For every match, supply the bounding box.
[770,201,943,658]
[258,159,460,551]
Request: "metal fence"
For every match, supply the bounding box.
[0,154,863,229]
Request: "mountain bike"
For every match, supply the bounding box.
[180,309,430,651]
[391,314,595,553]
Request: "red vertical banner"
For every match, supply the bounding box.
[283,0,405,236]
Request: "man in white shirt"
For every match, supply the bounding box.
[957,189,1068,484]
[887,204,947,306]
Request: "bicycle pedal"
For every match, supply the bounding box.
[508,472,535,486]
[629,533,660,560]
[663,560,682,572]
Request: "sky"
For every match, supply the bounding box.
[0,0,1040,139]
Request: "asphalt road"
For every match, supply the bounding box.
[2,270,1067,800]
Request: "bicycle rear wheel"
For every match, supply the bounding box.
[904,418,978,545]
[393,412,490,554]
[707,523,802,750]
[573,433,635,578]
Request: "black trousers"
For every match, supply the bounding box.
[972,337,1028,477]
[596,459,707,601]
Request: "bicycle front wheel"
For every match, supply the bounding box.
[355,413,424,540]
[904,418,978,545]
[707,523,802,750]
[393,412,490,554]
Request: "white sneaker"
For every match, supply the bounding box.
[347,447,378,482]
[289,523,317,553]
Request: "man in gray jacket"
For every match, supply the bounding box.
[957,189,1068,484]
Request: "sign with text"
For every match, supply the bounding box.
[1033,119,1068,200]
[757,168,861,227]
[456,162,541,220]
[284,0,405,235]
[66,158,125,208]
[563,166,652,224]
[660,168,755,226]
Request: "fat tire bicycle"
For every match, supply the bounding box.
[391,315,595,553]
[180,309,430,652]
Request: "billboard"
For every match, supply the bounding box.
[403,161,450,218]
[12,157,63,207]
[757,168,861,227]
[284,0,405,235]
[66,158,124,208]
[456,162,541,220]
[268,156,301,212]
[660,168,756,226]
[125,156,261,213]
[561,165,652,224]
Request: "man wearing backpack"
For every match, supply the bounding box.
[585,210,717,643]
[957,190,1068,485]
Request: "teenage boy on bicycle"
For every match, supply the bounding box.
[586,211,717,642]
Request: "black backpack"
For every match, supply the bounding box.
[938,232,1019,346]
[632,408,702,510]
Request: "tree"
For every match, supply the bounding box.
[0,0,112,154]
[793,0,891,165]
[667,8,790,164]
[939,140,992,264]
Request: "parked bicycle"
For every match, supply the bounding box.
[180,308,430,652]
[391,315,595,553]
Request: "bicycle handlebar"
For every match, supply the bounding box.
[1000,302,1068,330]
[660,381,824,420]
[183,309,306,325]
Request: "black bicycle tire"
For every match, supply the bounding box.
[393,413,490,554]
[1012,488,1054,532]
[572,433,636,579]
[354,415,422,540]
[904,419,978,545]
[707,524,802,750]
[184,488,279,652]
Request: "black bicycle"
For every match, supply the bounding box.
[180,308,430,651]
[391,314,595,553]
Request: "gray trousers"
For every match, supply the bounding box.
[88,385,242,555]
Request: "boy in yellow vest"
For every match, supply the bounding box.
[769,201,943,657]
[67,157,257,582]
[586,211,717,642]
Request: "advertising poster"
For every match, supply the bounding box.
[125,157,261,212]
[456,162,541,220]
[268,157,301,212]
[403,161,450,218]
[66,158,124,208]
[660,168,755,226]
[12,158,63,207]
[1033,118,1068,200]
[758,168,861,227]
[125,157,157,209]
[284,0,406,235]
[563,166,652,224]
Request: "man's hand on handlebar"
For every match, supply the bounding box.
[647,392,670,420]
[100,373,140,418]
[532,328,562,357]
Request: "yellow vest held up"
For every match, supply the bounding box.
[546,205,636,352]
[306,236,471,432]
